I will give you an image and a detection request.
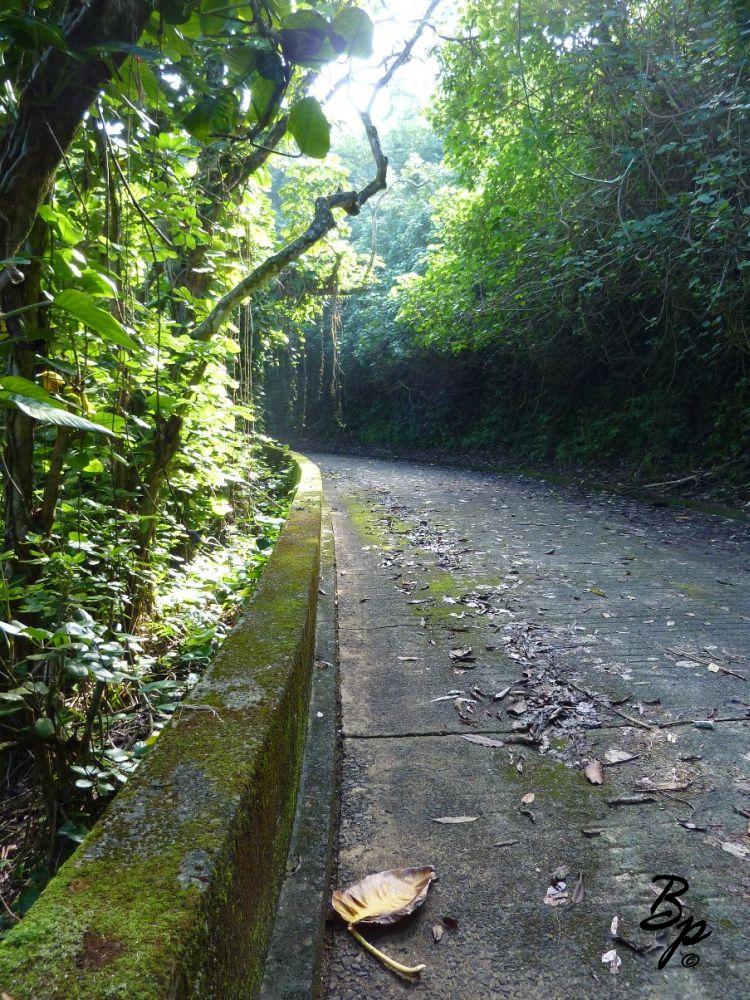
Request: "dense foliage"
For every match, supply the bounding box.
[0,0,385,917]
[276,0,749,490]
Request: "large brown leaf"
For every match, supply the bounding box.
[332,867,437,927]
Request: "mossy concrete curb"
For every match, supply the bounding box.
[0,454,322,999]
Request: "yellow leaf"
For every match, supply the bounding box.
[332,866,436,927]
[332,867,436,978]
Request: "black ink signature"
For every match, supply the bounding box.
[640,875,711,969]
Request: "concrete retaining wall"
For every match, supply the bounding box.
[0,454,322,999]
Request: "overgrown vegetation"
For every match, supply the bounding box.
[0,0,398,923]
[270,0,749,495]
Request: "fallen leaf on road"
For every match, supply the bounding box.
[332,867,436,978]
[543,883,569,907]
[572,872,585,904]
[585,760,604,785]
[610,915,619,936]
[449,647,476,662]
[432,815,479,824]
[431,924,444,944]
[604,750,638,766]
[719,841,749,859]
[441,915,458,930]
[507,698,527,715]
[332,867,436,927]
[601,948,621,974]
[493,685,512,701]
[398,656,418,662]
[460,734,505,748]
[590,587,607,597]
[636,779,690,792]
[607,794,656,806]
[521,792,535,805]
[494,839,518,848]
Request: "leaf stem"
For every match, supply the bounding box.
[347,925,425,978]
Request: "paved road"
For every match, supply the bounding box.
[315,454,749,1000]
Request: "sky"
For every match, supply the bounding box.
[316,0,457,134]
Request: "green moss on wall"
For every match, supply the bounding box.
[0,458,323,999]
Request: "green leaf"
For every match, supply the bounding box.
[54,290,139,351]
[225,44,260,79]
[0,13,73,55]
[250,76,279,121]
[82,458,105,474]
[288,97,331,159]
[0,376,55,404]
[281,9,337,65]
[331,8,373,59]
[34,717,55,739]
[38,205,85,246]
[7,396,118,437]
[183,90,240,142]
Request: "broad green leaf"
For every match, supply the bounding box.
[288,97,331,159]
[0,375,55,404]
[281,9,337,65]
[54,290,139,351]
[250,76,279,121]
[82,458,105,474]
[7,395,118,437]
[0,13,73,54]
[183,90,240,142]
[38,205,85,246]
[225,44,260,79]
[34,717,55,739]
[331,8,373,59]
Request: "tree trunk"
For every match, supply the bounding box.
[0,0,153,263]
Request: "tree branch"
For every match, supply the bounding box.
[188,112,388,352]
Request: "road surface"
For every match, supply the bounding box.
[315,454,749,1000]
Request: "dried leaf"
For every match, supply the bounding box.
[449,647,476,662]
[572,872,585,904]
[431,923,444,944]
[601,948,621,974]
[432,815,479,824]
[603,750,638,766]
[607,794,656,806]
[544,883,569,906]
[585,759,604,785]
[460,734,505,748]
[397,656,418,662]
[507,698,528,716]
[719,841,749,859]
[636,779,690,792]
[521,792,535,805]
[677,819,707,832]
[332,868,436,928]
